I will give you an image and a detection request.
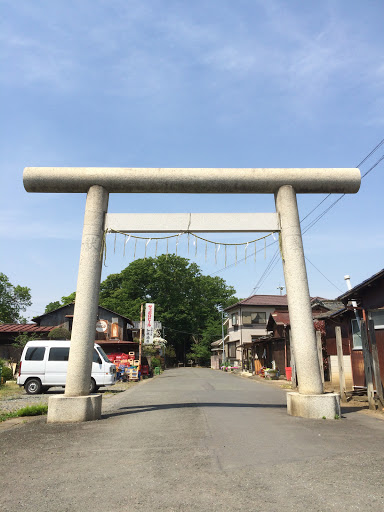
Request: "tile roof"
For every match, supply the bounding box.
[266,307,339,328]
[314,308,348,320]
[0,324,54,333]
[268,311,290,325]
[225,295,289,310]
[226,294,334,312]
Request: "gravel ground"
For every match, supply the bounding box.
[0,380,139,414]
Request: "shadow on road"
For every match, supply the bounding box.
[103,402,286,419]
[340,405,369,415]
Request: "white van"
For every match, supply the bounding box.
[17,340,116,395]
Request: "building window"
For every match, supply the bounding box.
[351,319,362,349]
[231,313,238,326]
[371,310,384,329]
[242,312,267,325]
[228,342,236,358]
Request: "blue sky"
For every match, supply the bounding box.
[1,0,383,320]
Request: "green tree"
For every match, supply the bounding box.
[99,255,238,362]
[44,292,76,313]
[48,327,71,340]
[45,301,61,313]
[12,332,41,351]
[187,317,224,365]
[0,273,32,323]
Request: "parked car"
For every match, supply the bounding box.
[17,340,117,394]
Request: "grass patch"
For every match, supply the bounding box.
[0,380,24,399]
[0,404,48,423]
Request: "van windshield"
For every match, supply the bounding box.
[96,346,112,363]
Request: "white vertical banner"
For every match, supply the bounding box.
[144,303,155,345]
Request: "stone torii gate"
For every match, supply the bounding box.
[23,167,361,423]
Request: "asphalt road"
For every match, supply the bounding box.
[1,368,384,512]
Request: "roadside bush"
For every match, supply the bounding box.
[0,359,14,384]
[48,327,71,340]
[151,356,161,369]
[1,366,14,383]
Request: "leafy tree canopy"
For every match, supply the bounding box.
[45,292,76,313]
[0,273,32,323]
[99,255,238,361]
[45,256,238,363]
[48,327,71,340]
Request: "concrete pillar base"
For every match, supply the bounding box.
[287,392,341,419]
[47,394,102,423]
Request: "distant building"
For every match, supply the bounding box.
[220,295,290,371]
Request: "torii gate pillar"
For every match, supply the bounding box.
[276,186,340,418]
[48,185,109,422]
[23,166,360,422]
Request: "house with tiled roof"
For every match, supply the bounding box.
[264,300,344,380]
[220,295,290,371]
[215,294,343,375]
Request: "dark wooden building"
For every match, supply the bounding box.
[335,269,384,389]
[32,303,136,356]
[0,304,136,361]
[260,299,345,378]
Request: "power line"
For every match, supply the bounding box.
[299,137,384,228]
[209,238,278,276]
[301,152,384,235]
[250,248,280,295]
[304,256,344,293]
[361,153,384,179]
[210,138,384,295]
[302,195,345,235]
[356,137,384,168]
[250,145,384,295]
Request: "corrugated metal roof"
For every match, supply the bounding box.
[96,339,138,345]
[31,302,75,322]
[337,268,384,302]
[0,324,54,333]
[314,308,348,320]
[32,303,134,325]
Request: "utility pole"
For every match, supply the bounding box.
[139,303,143,371]
[221,309,225,368]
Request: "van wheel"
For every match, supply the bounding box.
[25,379,42,395]
[89,378,97,394]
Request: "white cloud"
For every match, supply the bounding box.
[1,0,383,119]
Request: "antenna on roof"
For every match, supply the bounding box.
[277,284,285,296]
